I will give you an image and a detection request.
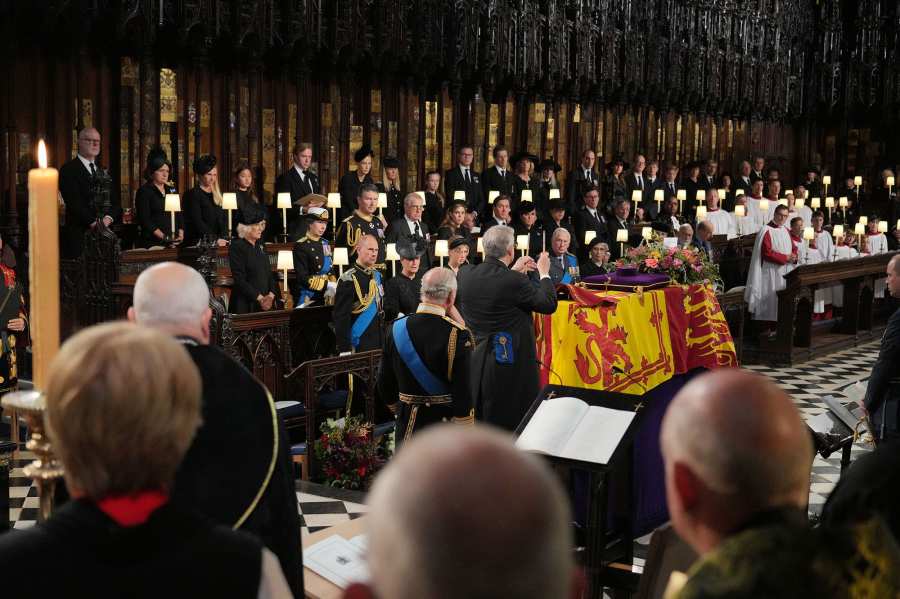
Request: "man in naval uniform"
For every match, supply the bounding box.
[334,234,385,354]
[378,267,474,446]
[335,182,387,267]
[291,206,335,307]
[531,227,579,286]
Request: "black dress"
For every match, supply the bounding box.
[228,238,279,314]
[423,191,445,231]
[338,171,374,220]
[134,181,182,248]
[184,187,227,245]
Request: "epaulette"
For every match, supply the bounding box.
[342,215,354,223]
[339,268,357,282]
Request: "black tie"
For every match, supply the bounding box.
[464,169,470,185]
[414,221,421,237]
[89,163,96,177]
[669,183,675,194]
[637,176,643,189]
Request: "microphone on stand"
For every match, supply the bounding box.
[611,363,649,394]
[535,358,564,385]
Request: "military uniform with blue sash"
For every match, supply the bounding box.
[377,303,474,445]
[531,251,580,286]
[291,234,334,306]
[334,263,384,353]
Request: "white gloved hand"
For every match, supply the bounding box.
[325,281,338,299]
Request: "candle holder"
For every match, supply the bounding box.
[1,390,64,522]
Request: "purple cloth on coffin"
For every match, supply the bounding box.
[582,271,670,286]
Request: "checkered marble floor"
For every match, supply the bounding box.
[742,340,879,517]
[5,341,880,531]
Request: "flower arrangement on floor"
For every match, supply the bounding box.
[313,416,390,490]
[615,240,722,288]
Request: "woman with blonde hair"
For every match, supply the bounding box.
[184,154,228,246]
[0,322,292,596]
[230,207,279,314]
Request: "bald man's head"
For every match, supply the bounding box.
[661,370,812,554]
[359,426,576,599]
[128,262,212,344]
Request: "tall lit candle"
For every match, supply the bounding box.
[695,189,705,204]
[435,239,449,267]
[696,205,707,222]
[377,192,388,216]
[631,189,642,204]
[616,228,628,257]
[516,234,529,256]
[734,205,746,217]
[326,192,341,227]
[854,175,862,187]
[164,193,181,239]
[276,250,294,305]
[28,140,59,390]
[222,192,237,235]
[811,197,821,209]
[832,224,844,240]
[854,222,865,250]
[654,189,664,212]
[277,192,292,236]
[878,220,888,234]
[641,226,652,241]
[717,188,727,200]
[333,247,349,277]
[386,242,400,277]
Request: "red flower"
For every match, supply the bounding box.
[357,466,367,477]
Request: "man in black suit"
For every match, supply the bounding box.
[701,159,718,190]
[457,225,556,431]
[624,153,647,207]
[606,198,641,261]
[864,254,900,444]
[573,185,607,261]
[736,160,753,194]
[274,143,320,234]
[480,145,512,214]
[59,127,118,258]
[386,192,432,270]
[444,145,483,217]
[565,149,599,213]
[749,156,766,185]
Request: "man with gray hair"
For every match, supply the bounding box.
[378,267,473,445]
[128,261,303,595]
[458,225,555,430]
[343,425,582,599]
[660,369,900,597]
[386,191,432,269]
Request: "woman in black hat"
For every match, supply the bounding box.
[379,156,403,221]
[603,156,628,205]
[339,146,375,220]
[184,155,228,246]
[134,148,183,248]
[509,152,540,214]
[382,236,423,322]
[228,206,279,314]
[537,158,562,214]
[580,237,611,278]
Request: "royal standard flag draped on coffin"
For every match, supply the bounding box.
[535,284,737,395]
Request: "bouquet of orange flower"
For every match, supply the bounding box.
[616,241,722,287]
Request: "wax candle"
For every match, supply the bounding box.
[631,190,642,204]
[327,192,341,226]
[164,193,181,238]
[277,192,292,235]
[222,192,237,234]
[28,140,59,390]
[734,205,746,217]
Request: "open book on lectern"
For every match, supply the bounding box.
[515,396,636,465]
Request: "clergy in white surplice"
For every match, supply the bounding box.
[745,204,796,322]
[863,219,890,297]
[766,192,813,230]
[744,180,768,233]
[786,216,808,272]
[807,210,834,314]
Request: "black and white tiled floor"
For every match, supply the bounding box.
[6,341,880,530]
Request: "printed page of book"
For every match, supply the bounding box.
[304,535,369,589]
[559,406,636,465]
[516,396,589,457]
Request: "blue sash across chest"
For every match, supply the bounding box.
[350,270,382,349]
[391,317,449,395]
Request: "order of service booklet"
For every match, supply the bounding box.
[515,396,636,465]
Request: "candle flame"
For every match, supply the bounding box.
[37,139,48,169]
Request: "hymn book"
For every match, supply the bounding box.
[515,396,635,465]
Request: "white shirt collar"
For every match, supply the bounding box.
[293,164,305,178]
[460,165,469,175]
[496,165,506,175]
[405,215,420,233]
[77,154,95,174]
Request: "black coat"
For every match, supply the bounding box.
[458,258,557,430]
[59,157,117,258]
[509,175,541,215]
[334,264,384,352]
[174,342,303,596]
[378,181,404,222]
[423,191,445,231]
[382,273,421,322]
[336,211,387,265]
[0,499,265,598]
[573,205,608,259]
[513,220,547,256]
[184,187,227,245]
[481,166,513,213]
[385,218,432,270]
[565,167,599,212]
[134,181,183,247]
[228,238,279,314]
[444,165,483,214]
[623,172,647,204]
[864,308,900,441]
[580,260,609,278]
[378,312,474,446]
[275,167,320,233]
[338,171,374,220]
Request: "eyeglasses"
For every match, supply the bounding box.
[81,138,101,144]
[409,205,425,210]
